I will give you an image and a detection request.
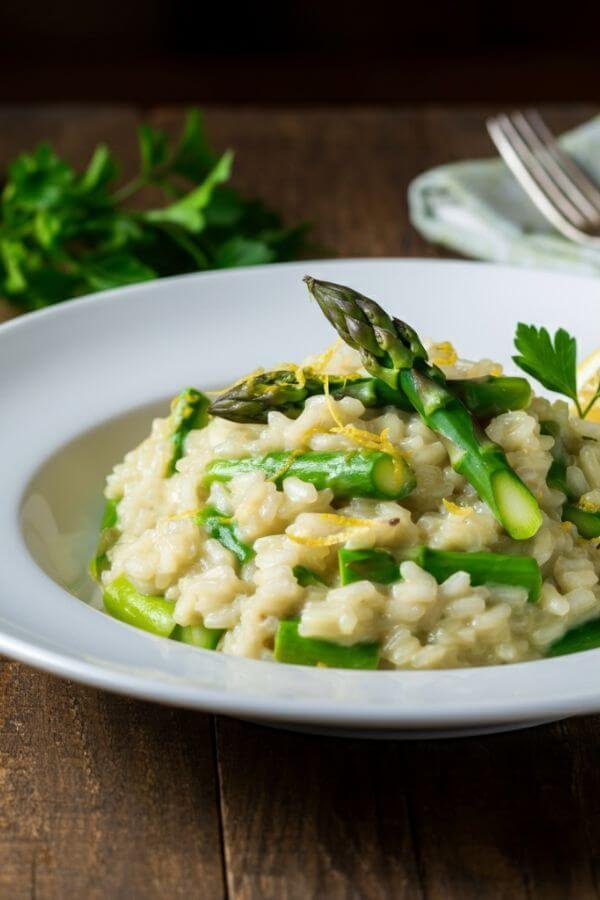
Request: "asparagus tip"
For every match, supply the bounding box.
[303,275,315,291]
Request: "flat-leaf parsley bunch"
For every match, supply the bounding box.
[0,110,312,310]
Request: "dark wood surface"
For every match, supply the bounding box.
[1,104,599,900]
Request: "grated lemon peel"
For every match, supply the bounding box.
[287,512,379,547]
[168,508,202,522]
[322,375,407,477]
[430,341,458,367]
[443,499,473,517]
[207,340,364,400]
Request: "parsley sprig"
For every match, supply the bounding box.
[0,110,312,310]
[513,323,599,418]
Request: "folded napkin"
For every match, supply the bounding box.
[409,116,600,275]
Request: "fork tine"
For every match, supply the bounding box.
[487,114,588,230]
[525,109,600,214]
[509,111,600,224]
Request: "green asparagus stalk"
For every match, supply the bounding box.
[104,576,223,648]
[562,504,600,539]
[547,618,600,657]
[338,546,542,601]
[89,498,120,581]
[455,375,531,419]
[274,619,380,669]
[339,548,399,585]
[166,387,210,477]
[210,369,410,421]
[540,420,571,497]
[210,368,530,424]
[172,623,224,650]
[103,575,176,637]
[293,565,327,587]
[407,546,542,602]
[195,505,255,565]
[204,450,415,500]
[305,276,542,540]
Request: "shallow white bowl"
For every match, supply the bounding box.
[3,259,600,739]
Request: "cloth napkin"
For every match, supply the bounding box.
[408,116,600,275]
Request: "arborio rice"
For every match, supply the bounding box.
[97,339,600,670]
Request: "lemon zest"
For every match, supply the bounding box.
[430,341,458,367]
[168,509,201,521]
[443,499,473,517]
[305,338,345,375]
[322,374,405,472]
[287,512,378,547]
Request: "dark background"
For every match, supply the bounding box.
[2,0,599,104]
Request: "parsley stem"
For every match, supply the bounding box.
[581,395,600,418]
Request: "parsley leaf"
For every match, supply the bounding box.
[0,109,314,310]
[513,323,582,414]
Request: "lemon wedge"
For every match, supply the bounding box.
[577,348,600,423]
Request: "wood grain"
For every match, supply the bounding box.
[0,104,599,899]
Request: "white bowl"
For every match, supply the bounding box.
[3,259,600,739]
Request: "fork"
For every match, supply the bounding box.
[486,109,600,247]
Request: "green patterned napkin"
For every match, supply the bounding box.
[409,116,600,274]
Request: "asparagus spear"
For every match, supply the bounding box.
[547,618,600,657]
[89,498,120,581]
[166,387,210,476]
[210,369,531,424]
[293,565,327,587]
[338,546,542,601]
[103,575,176,637]
[195,505,255,565]
[172,623,224,650]
[456,375,531,419]
[104,576,223,648]
[274,619,380,669]
[408,546,542,602]
[210,369,410,421]
[540,420,571,497]
[204,450,416,500]
[339,548,399,585]
[562,504,600,539]
[305,276,542,540]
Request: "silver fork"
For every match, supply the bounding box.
[486,109,600,247]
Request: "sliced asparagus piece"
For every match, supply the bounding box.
[204,450,415,500]
[293,565,327,587]
[195,505,255,565]
[89,498,120,581]
[338,546,541,601]
[274,619,380,669]
[305,275,542,540]
[455,375,531,419]
[407,546,542,602]
[172,623,223,650]
[562,504,600,539]
[209,368,531,424]
[166,387,210,477]
[339,548,399,585]
[540,420,571,497]
[103,575,176,637]
[547,618,600,657]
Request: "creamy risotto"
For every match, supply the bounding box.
[90,278,600,670]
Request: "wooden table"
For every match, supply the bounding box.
[1,104,599,900]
